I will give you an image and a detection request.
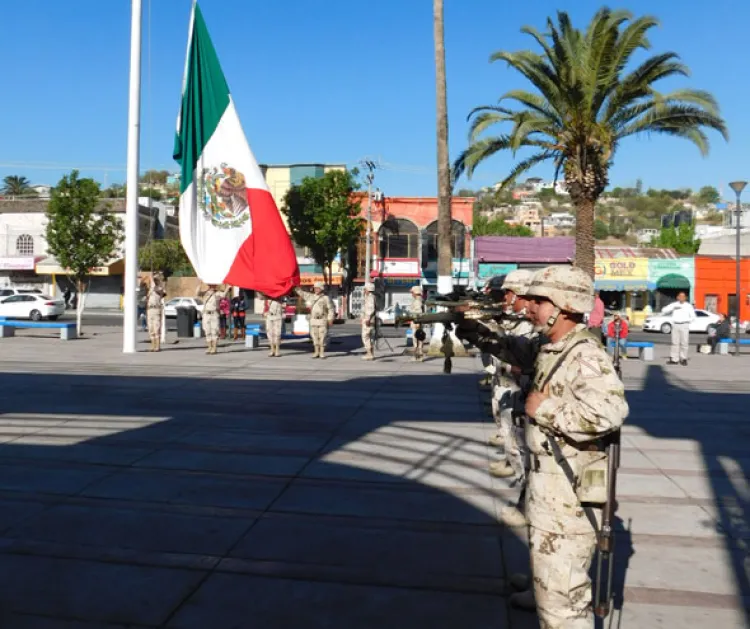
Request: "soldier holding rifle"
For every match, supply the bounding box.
[455,266,628,628]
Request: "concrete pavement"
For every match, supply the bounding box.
[0,327,747,627]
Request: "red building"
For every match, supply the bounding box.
[694,256,750,320]
[353,195,474,310]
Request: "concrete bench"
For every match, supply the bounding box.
[0,318,77,340]
[608,339,654,361]
[717,338,750,355]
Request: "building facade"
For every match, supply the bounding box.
[474,236,575,284]
[694,256,750,321]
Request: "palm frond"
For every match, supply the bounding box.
[498,89,562,125]
[498,152,556,190]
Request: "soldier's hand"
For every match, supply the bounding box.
[525,390,549,419]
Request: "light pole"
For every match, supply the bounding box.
[729,181,747,357]
[361,160,376,282]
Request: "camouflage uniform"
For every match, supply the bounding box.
[519,266,628,628]
[297,284,334,358]
[199,286,226,354]
[146,279,165,352]
[265,298,284,357]
[408,286,424,361]
[361,283,376,360]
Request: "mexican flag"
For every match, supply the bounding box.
[173,2,299,298]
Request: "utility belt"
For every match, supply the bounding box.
[147,305,161,311]
[205,309,216,315]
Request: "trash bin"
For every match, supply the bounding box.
[176,306,197,338]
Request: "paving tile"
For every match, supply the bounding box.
[134,449,310,477]
[166,572,508,629]
[0,554,205,626]
[82,468,288,510]
[616,602,748,628]
[5,503,253,556]
[0,462,112,496]
[231,515,503,579]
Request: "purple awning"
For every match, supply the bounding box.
[474,237,575,263]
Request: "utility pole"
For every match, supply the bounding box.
[123,0,142,354]
[361,160,376,282]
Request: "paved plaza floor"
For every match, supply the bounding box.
[0,326,747,628]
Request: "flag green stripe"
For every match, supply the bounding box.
[173,3,230,193]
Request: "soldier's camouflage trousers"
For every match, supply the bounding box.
[361,324,373,353]
[529,525,597,629]
[266,319,282,345]
[147,309,161,341]
[310,324,328,352]
[202,313,219,342]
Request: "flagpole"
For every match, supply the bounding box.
[123,0,143,353]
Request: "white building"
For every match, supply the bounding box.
[0,199,178,307]
[547,212,576,228]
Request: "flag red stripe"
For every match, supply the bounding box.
[224,188,300,298]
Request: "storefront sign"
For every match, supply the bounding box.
[595,257,653,291]
[0,256,36,271]
[300,274,343,286]
[35,259,125,276]
[452,258,470,279]
[372,258,420,277]
[477,263,518,280]
[649,258,695,288]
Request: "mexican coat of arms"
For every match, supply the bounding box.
[198,163,251,229]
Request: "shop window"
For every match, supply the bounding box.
[379,218,419,259]
[422,220,466,265]
[728,294,738,318]
[704,294,718,313]
[15,234,34,256]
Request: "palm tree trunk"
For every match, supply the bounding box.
[434,0,452,295]
[574,199,596,278]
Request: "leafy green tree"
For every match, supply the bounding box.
[537,187,558,202]
[140,170,170,185]
[453,8,727,277]
[282,170,364,286]
[473,214,534,237]
[456,188,476,197]
[2,175,34,196]
[104,183,126,198]
[45,171,123,335]
[651,222,701,254]
[138,239,194,278]
[140,187,163,201]
[594,219,610,240]
[696,185,720,205]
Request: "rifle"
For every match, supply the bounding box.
[594,430,620,619]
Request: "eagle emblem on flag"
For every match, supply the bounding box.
[198,163,251,229]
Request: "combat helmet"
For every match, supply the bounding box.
[526,266,594,314]
[502,269,534,296]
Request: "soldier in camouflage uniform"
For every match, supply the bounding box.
[488,270,535,488]
[264,295,284,357]
[408,285,425,361]
[361,282,376,361]
[146,273,166,352]
[509,266,628,628]
[296,282,334,358]
[197,283,228,354]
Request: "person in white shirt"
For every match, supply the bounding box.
[661,292,695,365]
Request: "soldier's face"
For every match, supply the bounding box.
[504,291,516,307]
[528,296,554,326]
[514,296,529,313]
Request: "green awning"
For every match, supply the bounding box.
[656,273,690,290]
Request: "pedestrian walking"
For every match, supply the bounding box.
[146,273,165,352]
[662,291,695,365]
[361,282,376,360]
[295,283,334,358]
[264,295,284,357]
[231,292,246,340]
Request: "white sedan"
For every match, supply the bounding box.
[164,297,204,318]
[0,294,65,320]
[642,309,719,334]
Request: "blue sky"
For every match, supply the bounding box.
[2,0,748,198]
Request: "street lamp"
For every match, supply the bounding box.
[729,181,747,356]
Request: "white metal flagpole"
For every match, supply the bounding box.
[123,0,143,353]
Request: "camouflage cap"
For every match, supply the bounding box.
[313,281,325,290]
[410,285,422,294]
[502,269,534,296]
[364,282,375,291]
[526,265,594,314]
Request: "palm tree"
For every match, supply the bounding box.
[453,9,728,276]
[434,0,452,294]
[2,175,33,197]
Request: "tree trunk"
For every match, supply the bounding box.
[573,198,596,278]
[434,0,452,296]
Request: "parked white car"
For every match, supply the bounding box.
[0,294,65,320]
[0,288,43,298]
[163,297,204,318]
[376,304,408,326]
[642,308,719,334]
